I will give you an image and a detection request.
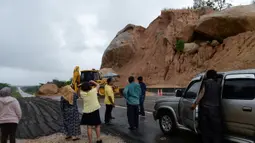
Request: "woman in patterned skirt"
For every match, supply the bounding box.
[60,85,81,141]
[80,81,102,143]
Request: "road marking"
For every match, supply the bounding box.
[114,105,153,114]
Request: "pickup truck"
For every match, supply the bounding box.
[153,69,255,143]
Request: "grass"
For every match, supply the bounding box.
[21,86,39,95]
[176,39,185,52]
[161,7,195,12]
[11,87,22,98]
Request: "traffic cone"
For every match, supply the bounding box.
[160,89,163,96]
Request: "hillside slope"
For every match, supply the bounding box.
[101,5,255,87]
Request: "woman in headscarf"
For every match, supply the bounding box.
[60,85,81,141]
[0,87,22,143]
[72,66,81,95]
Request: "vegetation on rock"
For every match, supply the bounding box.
[176,40,185,52]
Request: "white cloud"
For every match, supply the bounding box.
[77,14,109,49]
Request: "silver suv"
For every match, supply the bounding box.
[153,69,255,143]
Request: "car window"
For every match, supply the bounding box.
[184,81,202,99]
[223,79,255,100]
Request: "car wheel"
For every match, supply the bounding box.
[159,113,176,135]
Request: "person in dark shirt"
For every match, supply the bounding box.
[191,70,222,143]
[137,76,146,117]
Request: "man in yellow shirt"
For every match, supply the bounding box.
[104,78,115,125]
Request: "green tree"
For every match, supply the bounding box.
[52,79,66,88]
[193,0,232,10]
[65,78,72,85]
[193,0,207,9]
[214,0,232,10]
[0,83,10,89]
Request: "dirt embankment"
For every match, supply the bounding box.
[101,5,255,87]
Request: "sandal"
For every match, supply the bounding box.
[72,138,80,141]
[65,136,72,140]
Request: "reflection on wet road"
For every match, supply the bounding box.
[99,105,200,143]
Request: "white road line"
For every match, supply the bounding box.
[114,105,153,114]
[18,87,33,98]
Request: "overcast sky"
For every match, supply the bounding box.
[0,0,251,85]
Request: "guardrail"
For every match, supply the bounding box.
[146,88,186,93]
[119,87,186,96]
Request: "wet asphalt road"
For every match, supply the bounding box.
[42,94,200,143]
[99,106,199,143]
[98,96,200,143]
[18,87,33,97]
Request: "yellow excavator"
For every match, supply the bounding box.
[72,67,120,96]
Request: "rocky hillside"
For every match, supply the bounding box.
[101,4,255,87]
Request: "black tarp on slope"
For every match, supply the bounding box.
[15,97,64,139]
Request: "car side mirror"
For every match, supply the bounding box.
[175,89,183,97]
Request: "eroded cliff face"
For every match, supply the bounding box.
[101,5,255,87]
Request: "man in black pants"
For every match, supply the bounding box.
[1,123,18,143]
[104,78,115,125]
[192,70,223,143]
[123,76,141,130]
[137,76,146,117]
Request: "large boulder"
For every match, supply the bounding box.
[195,4,255,41]
[101,24,145,69]
[38,84,59,95]
[183,42,199,54]
[177,24,196,42]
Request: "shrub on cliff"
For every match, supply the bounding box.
[176,40,185,52]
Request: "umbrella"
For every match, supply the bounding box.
[103,72,119,78]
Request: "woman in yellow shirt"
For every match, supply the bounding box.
[80,81,102,143]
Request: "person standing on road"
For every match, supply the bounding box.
[104,78,115,125]
[137,76,146,117]
[60,85,81,141]
[191,70,222,143]
[80,81,102,143]
[0,87,22,143]
[123,76,141,130]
